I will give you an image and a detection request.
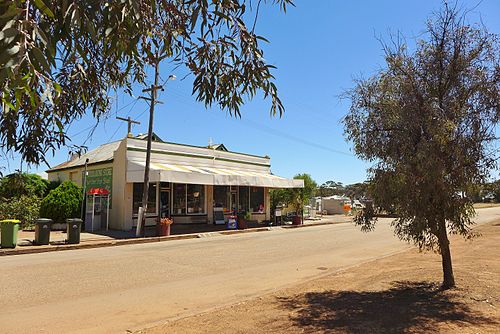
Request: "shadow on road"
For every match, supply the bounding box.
[278,281,497,333]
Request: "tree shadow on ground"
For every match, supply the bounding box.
[278,281,497,333]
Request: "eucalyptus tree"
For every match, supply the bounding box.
[343,4,499,289]
[0,0,292,165]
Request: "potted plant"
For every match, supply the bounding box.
[237,211,251,229]
[289,187,304,225]
[157,217,174,236]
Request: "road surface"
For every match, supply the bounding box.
[1,207,498,333]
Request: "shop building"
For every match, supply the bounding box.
[47,135,303,230]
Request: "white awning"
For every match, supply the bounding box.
[127,161,303,188]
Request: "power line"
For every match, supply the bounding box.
[243,118,354,157]
[69,98,140,139]
[164,87,355,157]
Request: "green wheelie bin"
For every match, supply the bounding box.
[0,219,21,248]
[35,218,52,245]
[66,218,83,244]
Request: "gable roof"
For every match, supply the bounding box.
[208,143,228,151]
[47,140,121,172]
[48,137,266,173]
[134,132,164,142]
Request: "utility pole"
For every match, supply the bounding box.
[116,116,141,138]
[136,52,163,237]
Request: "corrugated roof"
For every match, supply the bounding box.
[47,140,121,172]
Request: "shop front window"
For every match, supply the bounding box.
[187,184,205,214]
[250,187,265,213]
[238,186,249,212]
[214,185,230,212]
[173,183,186,215]
[133,183,157,214]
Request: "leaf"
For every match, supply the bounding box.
[0,27,19,40]
[0,68,10,88]
[0,45,20,68]
[0,5,20,19]
[34,26,49,46]
[33,0,55,19]
[256,35,270,43]
[30,47,51,73]
[53,82,62,96]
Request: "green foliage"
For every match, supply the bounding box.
[343,5,498,250]
[271,174,317,215]
[471,180,500,203]
[45,179,61,197]
[293,174,317,212]
[0,195,41,230]
[0,0,293,165]
[39,181,82,224]
[318,181,370,199]
[318,181,344,197]
[0,172,48,199]
[343,5,499,288]
[270,188,291,211]
[244,211,252,220]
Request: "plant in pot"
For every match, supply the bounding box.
[288,173,317,225]
[237,211,251,229]
[157,217,174,236]
[290,188,304,225]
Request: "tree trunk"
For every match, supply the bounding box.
[437,220,455,289]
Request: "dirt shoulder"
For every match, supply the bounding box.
[139,219,500,334]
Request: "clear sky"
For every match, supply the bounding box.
[4,0,499,185]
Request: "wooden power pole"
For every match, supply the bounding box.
[116,116,140,138]
[136,53,163,237]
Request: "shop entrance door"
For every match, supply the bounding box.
[230,189,238,213]
[160,190,170,218]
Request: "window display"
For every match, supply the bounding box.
[187,184,205,214]
[173,183,206,215]
[238,186,249,212]
[173,183,186,214]
[132,183,157,214]
[214,185,230,212]
[250,187,264,213]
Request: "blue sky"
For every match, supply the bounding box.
[4,0,500,185]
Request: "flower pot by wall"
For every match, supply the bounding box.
[157,217,173,236]
[238,218,248,230]
[157,223,171,236]
[292,215,302,225]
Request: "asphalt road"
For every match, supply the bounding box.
[1,207,498,334]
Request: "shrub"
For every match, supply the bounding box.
[45,180,61,197]
[39,181,82,224]
[0,195,41,230]
[0,173,49,199]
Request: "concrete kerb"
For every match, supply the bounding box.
[0,221,343,257]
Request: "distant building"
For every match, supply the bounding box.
[47,134,303,230]
[321,195,351,215]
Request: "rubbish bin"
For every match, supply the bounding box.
[65,218,82,244]
[0,219,21,248]
[35,218,52,245]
